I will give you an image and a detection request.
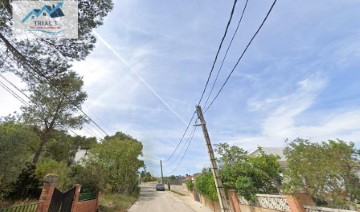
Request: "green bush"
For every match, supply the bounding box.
[35,159,71,191]
[185,179,194,191]
[69,164,106,193]
[5,163,41,200]
[195,169,218,201]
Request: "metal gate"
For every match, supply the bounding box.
[48,187,76,212]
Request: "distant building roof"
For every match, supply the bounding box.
[248,147,286,161]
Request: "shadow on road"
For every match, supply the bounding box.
[136,184,165,202]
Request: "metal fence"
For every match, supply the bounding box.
[0,202,38,212]
[79,193,96,201]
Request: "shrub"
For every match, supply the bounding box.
[5,163,41,200]
[185,179,194,191]
[195,169,218,201]
[35,159,71,191]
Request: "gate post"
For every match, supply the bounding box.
[71,184,81,212]
[38,174,59,212]
[228,190,241,212]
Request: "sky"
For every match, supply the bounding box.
[1,0,360,176]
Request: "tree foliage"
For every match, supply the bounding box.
[186,179,194,191]
[0,0,113,85]
[86,132,145,194]
[0,118,39,196]
[140,170,157,183]
[5,163,41,200]
[22,71,87,164]
[283,138,360,206]
[195,169,218,201]
[35,159,71,191]
[44,131,97,165]
[215,143,282,201]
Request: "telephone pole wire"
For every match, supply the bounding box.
[196,105,230,212]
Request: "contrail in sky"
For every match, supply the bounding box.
[93,31,188,125]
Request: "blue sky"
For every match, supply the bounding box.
[1,0,360,176]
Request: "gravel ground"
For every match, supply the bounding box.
[128,183,212,212]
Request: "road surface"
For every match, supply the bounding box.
[128,183,211,212]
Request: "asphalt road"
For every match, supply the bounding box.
[128,183,211,212]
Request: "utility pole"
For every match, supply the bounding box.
[160,160,164,184]
[196,105,230,212]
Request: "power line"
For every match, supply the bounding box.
[204,0,249,109]
[25,31,112,135]
[197,0,239,106]
[0,77,81,138]
[169,125,198,174]
[165,111,196,162]
[171,123,197,164]
[165,0,240,164]
[0,70,101,139]
[205,0,277,113]
[0,80,29,106]
[0,73,29,99]
[1,58,104,140]
[0,33,109,136]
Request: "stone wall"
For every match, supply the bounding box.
[304,205,358,212]
[227,190,316,212]
[170,183,188,196]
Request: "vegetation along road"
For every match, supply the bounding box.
[128,183,211,212]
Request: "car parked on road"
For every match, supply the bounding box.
[156,183,165,191]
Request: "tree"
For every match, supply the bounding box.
[21,71,87,164]
[215,143,282,201]
[0,0,113,85]
[140,169,157,183]
[215,143,247,166]
[235,150,282,201]
[44,131,97,165]
[86,132,145,194]
[283,138,360,206]
[0,118,39,197]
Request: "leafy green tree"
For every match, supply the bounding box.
[235,155,281,201]
[22,71,87,164]
[215,143,247,166]
[86,132,145,194]
[0,119,39,197]
[283,138,360,206]
[44,131,97,165]
[215,143,282,201]
[140,170,157,183]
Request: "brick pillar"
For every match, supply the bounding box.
[285,195,305,212]
[38,174,59,212]
[228,190,241,212]
[71,184,81,212]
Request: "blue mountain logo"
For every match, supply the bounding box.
[22,2,65,23]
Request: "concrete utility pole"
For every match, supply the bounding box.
[196,105,230,212]
[160,160,164,184]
